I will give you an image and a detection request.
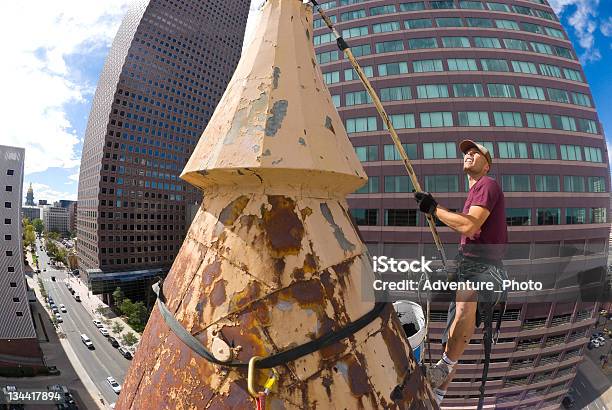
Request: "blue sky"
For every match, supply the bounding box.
[0,0,610,205]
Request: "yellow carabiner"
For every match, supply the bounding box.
[263,367,279,394]
[248,356,263,398]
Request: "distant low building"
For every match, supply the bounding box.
[22,206,41,222]
[43,206,69,235]
[37,199,47,206]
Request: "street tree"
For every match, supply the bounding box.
[32,219,44,235]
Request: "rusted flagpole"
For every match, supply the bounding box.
[116,1,437,408]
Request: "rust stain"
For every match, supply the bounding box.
[346,355,370,397]
[287,279,325,306]
[300,206,312,219]
[229,281,262,311]
[262,196,304,255]
[202,258,222,287]
[291,253,318,281]
[273,66,281,89]
[209,279,227,307]
[320,203,356,252]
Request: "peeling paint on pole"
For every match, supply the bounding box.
[116,1,437,409]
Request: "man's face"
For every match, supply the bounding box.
[463,147,489,175]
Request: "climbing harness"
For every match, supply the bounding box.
[152,279,387,369]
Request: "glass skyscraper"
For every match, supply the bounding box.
[314,1,609,408]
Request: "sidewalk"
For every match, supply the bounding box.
[66,274,141,353]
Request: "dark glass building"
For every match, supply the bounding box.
[77,0,249,300]
[314,0,609,408]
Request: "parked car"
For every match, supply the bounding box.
[597,337,606,345]
[106,377,121,394]
[93,319,104,328]
[55,313,63,323]
[108,337,120,348]
[46,366,60,376]
[592,339,601,348]
[52,307,59,314]
[74,295,81,302]
[118,347,133,360]
[60,304,67,313]
[99,327,109,337]
[80,334,94,349]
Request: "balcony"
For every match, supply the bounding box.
[522,317,547,330]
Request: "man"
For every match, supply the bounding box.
[414,140,508,405]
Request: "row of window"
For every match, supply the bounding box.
[331,17,566,42]
[315,33,574,59]
[354,174,607,194]
[351,207,607,226]
[320,57,584,84]
[329,81,592,109]
[353,142,605,163]
[344,111,599,134]
[320,1,557,22]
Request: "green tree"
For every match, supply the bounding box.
[48,231,60,241]
[122,332,138,346]
[23,225,36,249]
[112,321,124,334]
[32,219,44,235]
[113,287,125,307]
[128,302,148,332]
[119,298,136,318]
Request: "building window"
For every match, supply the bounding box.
[316,51,339,64]
[502,175,530,192]
[8,266,15,272]
[384,143,418,160]
[346,117,377,133]
[547,88,570,104]
[405,18,433,29]
[351,209,378,226]
[314,33,334,46]
[378,62,409,76]
[345,66,373,80]
[458,111,490,126]
[474,37,501,48]
[577,118,598,134]
[380,86,412,101]
[340,9,366,21]
[498,142,528,158]
[526,113,552,129]
[540,63,562,78]
[341,26,368,39]
[532,143,557,160]
[481,59,509,71]
[5,250,13,256]
[425,175,459,192]
[354,145,378,162]
[4,218,11,224]
[460,1,484,9]
[553,115,577,131]
[496,19,520,30]
[587,176,606,193]
[408,38,438,49]
[385,176,414,192]
[373,21,401,33]
[6,169,14,175]
[437,17,463,27]
[488,84,517,98]
[591,208,607,223]
[387,114,416,129]
[571,92,592,107]
[370,4,396,15]
[385,209,418,226]
[560,145,583,161]
[375,40,404,53]
[453,83,484,97]
[531,41,553,55]
[12,297,19,303]
[506,208,531,226]
[511,60,538,74]
[442,36,470,48]
[4,202,11,208]
[423,142,457,159]
[448,58,478,71]
[535,175,560,192]
[566,208,586,224]
[355,177,379,193]
[413,59,443,72]
[417,84,449,99]
[9,282,16,287]
[322,71,340,84]
[487,2,510,12]
[504,38,529,51]
[563,68,583,82]
[564,176,585,192]
[5,186,12,192]
[331,95,340,108]
[466,17,493,27]
[537,208,560,225]
[16,312,23,317]
[584,147,602,162]
[400,2,425,11]
[519,86,545,100]
[351,44,372,57]
[431,0,455,8]
[420,112,453,127]
[4,235,11,240]
[345,91,372,106]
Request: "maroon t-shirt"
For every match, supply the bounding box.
[459,176,508,261]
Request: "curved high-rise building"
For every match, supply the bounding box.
[77,0,249,299]
[314,1,609,408]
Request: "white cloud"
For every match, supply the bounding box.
[29,182,77,205]
[548,0,602,64]
[68,171,80,182]
[0,0,131,175]
[601,17,612,36]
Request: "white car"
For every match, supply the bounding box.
[99,327,109,337]
[592,339,601,348]
[106,377,121,394]
[60,304,67,313]
[597,337,606,345]
[55,313,63,323]
[93,319,104,328]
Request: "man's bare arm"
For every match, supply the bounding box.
[435,206,490,237]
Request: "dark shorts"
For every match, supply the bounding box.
[441,257,508,346]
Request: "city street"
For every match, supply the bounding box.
[35,239,130,406]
